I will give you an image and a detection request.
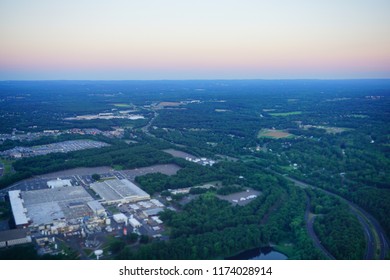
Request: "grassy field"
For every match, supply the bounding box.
[269,111,302,117]
[257,129,293,139]
[274,243,294,259]
[0,159,14,175]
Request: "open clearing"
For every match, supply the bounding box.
[257,129,293,139]
[163,149,197,160]
[111,103,133,108]
[302,125,351,134]
[269,111,302,117]
[217,189,262,206]
[157,102,182,107]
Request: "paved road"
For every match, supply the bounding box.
[284,175,389,260]
[141,110,158,137]
[304,194,335,259]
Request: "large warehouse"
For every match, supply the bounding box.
[90,179,150,205]
[9,186,106,233]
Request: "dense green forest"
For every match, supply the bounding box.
[307,189,366,259]
[0,80,389,259]
[117,173,323,260]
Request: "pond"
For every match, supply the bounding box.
[226,247,288,260]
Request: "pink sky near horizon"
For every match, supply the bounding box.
[1,0,390,79]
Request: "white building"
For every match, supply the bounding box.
[87,200,106,216]
[90,179,150,205]
[8,190,29,228]
[129,217,141,228]
[113,213,128,225]
[47,178,72,188]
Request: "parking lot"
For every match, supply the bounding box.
[0,164,181,199]
[121,164,181,181]
[1,140,110,158]
[217,189,262,206]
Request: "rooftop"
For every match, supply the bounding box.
[90,179,150,203]
[8,190,29,226]
[0,228,30,242]
[21,186,94,226]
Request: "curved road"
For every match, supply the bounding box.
[285,175,389,260]
[304,193,335,259]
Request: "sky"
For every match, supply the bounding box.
[0,0,389,80]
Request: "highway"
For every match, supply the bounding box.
[304,194,335,259]
[284,175,389,260]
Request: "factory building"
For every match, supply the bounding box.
[0,229,32,248]
[87,200,106,216]
[129,217,141,228]
[90,179,150,205]
[113,213,128,224]
[8,190,29,228]
[8,186,106,234]
[143,207,164,217]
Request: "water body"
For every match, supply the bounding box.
[226,247,287,260]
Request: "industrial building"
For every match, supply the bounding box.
[0,229,32,248]
[129,217,141,228]
[90,179,150,205]
[113,213,128,224]
[8,190,29,228]
[143,208,164,217]
[8,186,106,233]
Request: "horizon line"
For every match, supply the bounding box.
[1,78,390,82]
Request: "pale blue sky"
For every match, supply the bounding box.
[1,0,389,79]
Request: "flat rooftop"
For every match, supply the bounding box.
[90,179,150,203]
[0,228,30,242]
[21,186,94,225]
[8,190,29,226]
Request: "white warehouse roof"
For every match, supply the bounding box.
[87,200,105,214]
[8,190,29,226]
[90,179,150,204]
[113,213,127,223]
[129,217,141,228]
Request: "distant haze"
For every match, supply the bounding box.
[1,0,389,80]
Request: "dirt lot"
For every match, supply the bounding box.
[121,164,181,180]
[37,167,113,179]
[163,149,197,160]
[258,129,292,139]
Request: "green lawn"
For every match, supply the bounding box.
[274,243,294,259]
[0,159,14,175]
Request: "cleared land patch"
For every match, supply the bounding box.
[257,129,293,139]
[302,125,351,134]
[269,111,302,117]
[157,102,182,107]
[112,103,133,108]
[217,188,262,206]
[163,149,197,160]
